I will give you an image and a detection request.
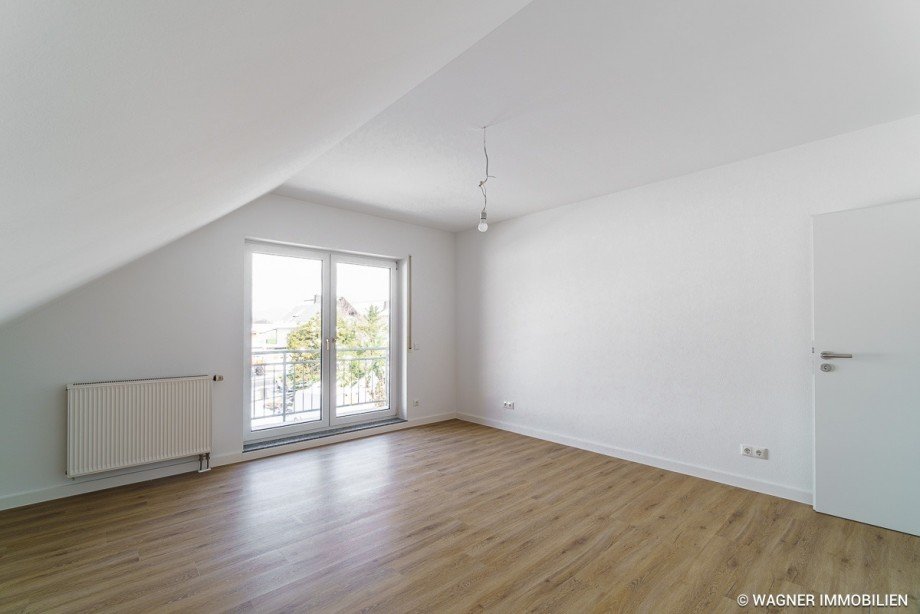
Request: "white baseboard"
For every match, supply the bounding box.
[1,412,807,511]
[0,459,203,511]
[456,413,813,505]
[0,412,457,512]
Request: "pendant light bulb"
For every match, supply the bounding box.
[478,211,489,232]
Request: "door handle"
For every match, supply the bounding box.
[325,337,337,351]
[820,351,853,359]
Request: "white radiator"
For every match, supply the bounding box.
[66,375,213,477]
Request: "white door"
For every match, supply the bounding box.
[244,242,399,442]
[330,254,398,426]
[246,244,333,440]
[813,199,920,536]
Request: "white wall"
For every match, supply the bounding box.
[0,194,457,508]
[4,117,919,511]
[456,115,920,503]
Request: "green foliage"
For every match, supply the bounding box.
[285,304,389,406]
[359,305,388,405]
[286,313,322,389]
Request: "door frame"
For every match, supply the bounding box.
[243,240,402,443]
[330,252,400,427]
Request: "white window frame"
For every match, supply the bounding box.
[329,252,399,427]
[243,240,401,443]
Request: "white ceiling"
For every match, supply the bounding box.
[279,0,920,231]
[0,0,530,324]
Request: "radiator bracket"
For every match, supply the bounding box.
[198,452,211,473]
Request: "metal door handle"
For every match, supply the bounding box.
[820,351,852,359]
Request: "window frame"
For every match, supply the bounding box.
[243,240,402,444]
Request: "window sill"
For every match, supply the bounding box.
[243,417,406,453]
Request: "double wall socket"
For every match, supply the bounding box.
[740,445,768,460]
[502,401,515,410]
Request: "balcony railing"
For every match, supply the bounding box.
[250,348,389,429]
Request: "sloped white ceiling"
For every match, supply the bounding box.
[280,0,920,230]
[0,0,531,324]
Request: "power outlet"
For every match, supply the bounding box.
[413,399,420,407]
[502,401,515,410]
[740,444,769,460]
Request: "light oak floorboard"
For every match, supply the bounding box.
[0,420,917,613]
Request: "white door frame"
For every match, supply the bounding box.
[243,240,401,443]
[330,252,400,427]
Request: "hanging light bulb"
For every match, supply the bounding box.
[476,126,495,232]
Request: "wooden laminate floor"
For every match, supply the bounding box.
[1,420,917,613]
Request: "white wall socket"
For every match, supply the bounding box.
[740,444,768,460]
[502,401,515,409]
[413,400,419,407]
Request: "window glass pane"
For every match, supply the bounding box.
[251,253,323,430]
[335,262,390,416]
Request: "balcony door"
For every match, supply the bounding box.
[245,242,398,441]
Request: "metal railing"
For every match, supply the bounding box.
[250,348,389,427]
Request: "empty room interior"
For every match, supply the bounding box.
[2,1,920,612]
